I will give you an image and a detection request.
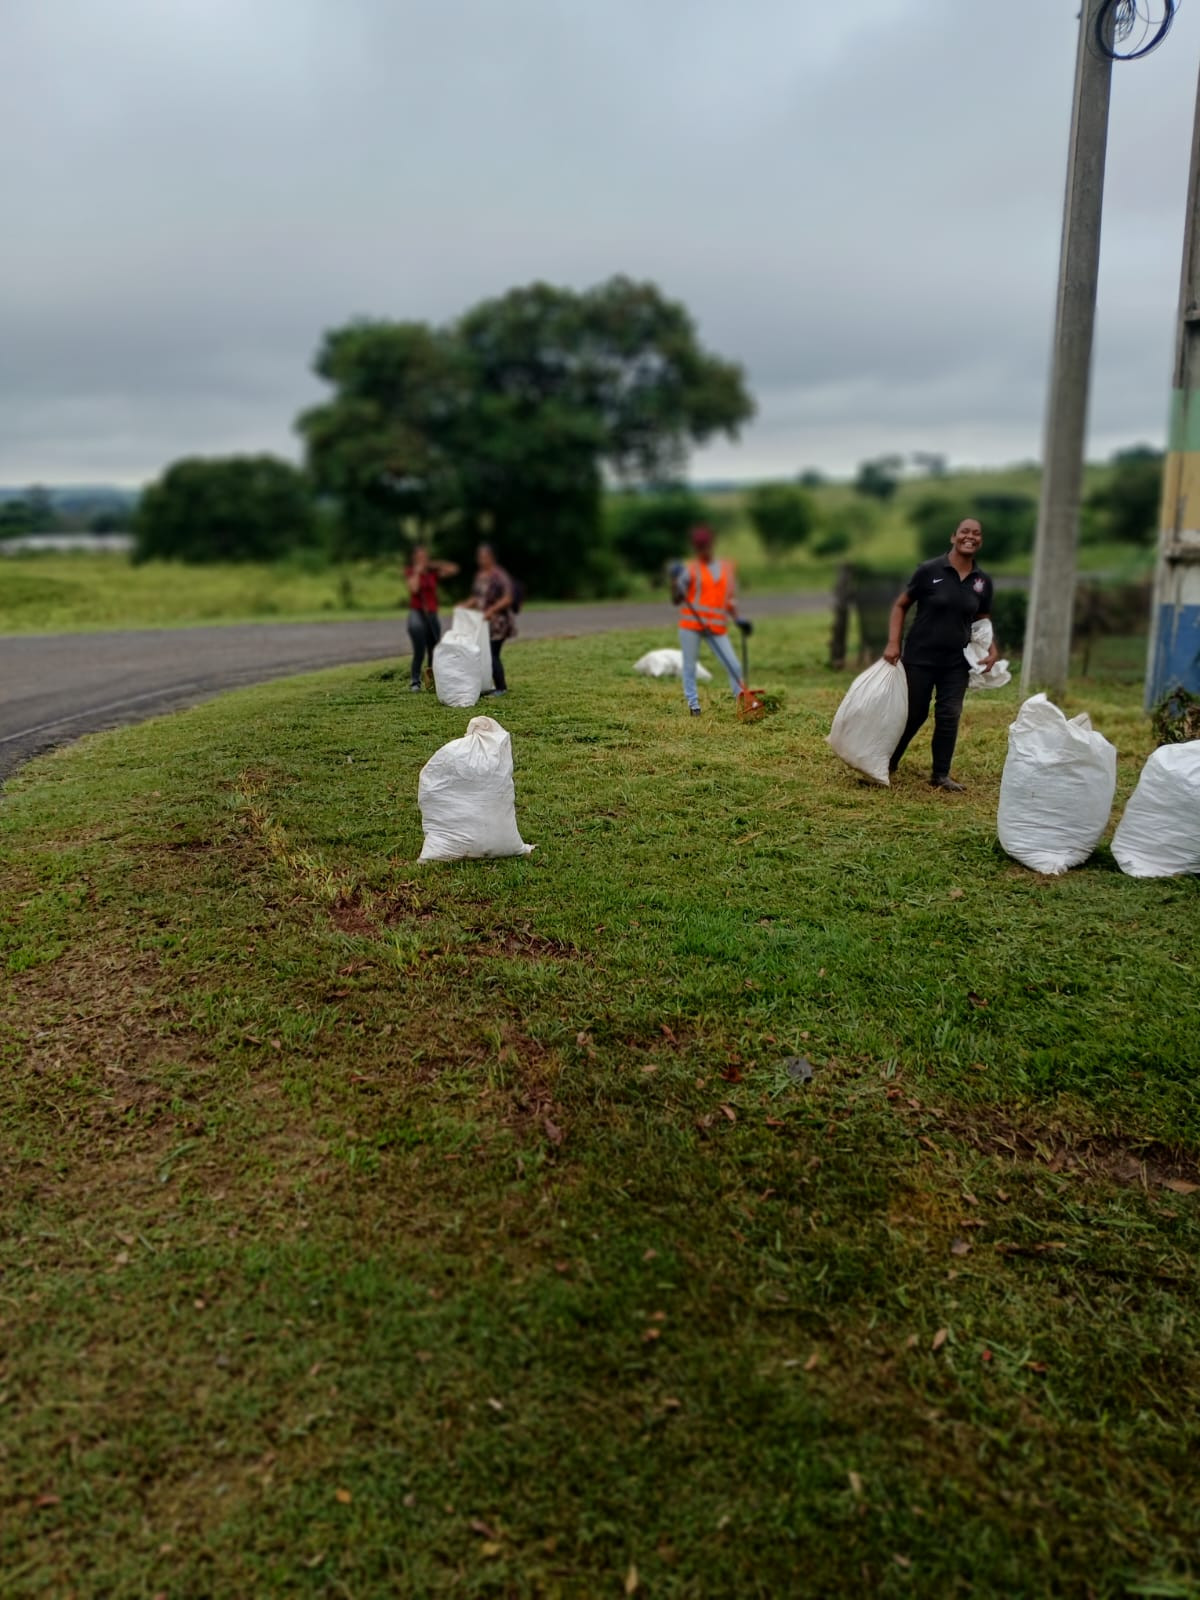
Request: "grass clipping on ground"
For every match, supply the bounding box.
[1,616,1197,1598]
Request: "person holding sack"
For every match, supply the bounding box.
[405,546,459,692]
[671,524,748,716]
[884,517,998,791]
[465,543,516,696]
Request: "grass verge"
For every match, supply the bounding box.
[1,616,1197,1597]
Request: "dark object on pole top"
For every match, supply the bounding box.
[1092,0,1180,61]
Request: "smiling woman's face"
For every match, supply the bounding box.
[952,519,982,556]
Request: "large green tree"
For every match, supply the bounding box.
[133,456,316,563]
[297,276,754,595]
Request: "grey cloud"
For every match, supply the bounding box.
[2,0,1198,483]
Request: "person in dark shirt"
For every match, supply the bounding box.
[883,518,998,791]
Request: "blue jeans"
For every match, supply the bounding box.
[680,626,742,709]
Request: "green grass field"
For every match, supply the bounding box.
[2,617,1196,1596]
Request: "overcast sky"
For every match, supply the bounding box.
[4,0,1199,485]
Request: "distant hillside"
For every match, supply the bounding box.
[0,486,140,509]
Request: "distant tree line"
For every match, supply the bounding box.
[0,486,136,539]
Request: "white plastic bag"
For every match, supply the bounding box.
[418,717,535,862]
[432,631,482,708]
[451,606,494,693]
[633,648,712,682]
[964,619,1012,691]
[997,694,1117,874]
[1111,741,1200,878]
[827,659,909,786]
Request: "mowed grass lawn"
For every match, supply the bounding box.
[1,616,1197,1597]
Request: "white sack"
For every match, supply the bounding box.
[1112,740,1200,878]
[432,632,483,708]
[997,694,1117,874]
[418,716,535,862]
[451,606,494,692]
[964,618,1012,691]
[633,648,712,682]
[827,659,909,786]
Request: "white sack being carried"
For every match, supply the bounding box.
[633,648,712,682]
[997,694,1116,874]
[418,716,535,862]
[451,606,494,692]
[1111,741,1200,878]
[964,619,1012,691]
[826,659,909,786]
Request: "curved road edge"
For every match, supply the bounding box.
[0,591,826,785]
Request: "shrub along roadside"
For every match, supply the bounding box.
[0,616,1196,1597]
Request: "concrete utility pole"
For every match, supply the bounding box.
[1022,0,1114,697]
[1146,61,1200,708]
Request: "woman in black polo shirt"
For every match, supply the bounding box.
[883,518,998,791]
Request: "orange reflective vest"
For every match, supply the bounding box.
[678,559,733,634]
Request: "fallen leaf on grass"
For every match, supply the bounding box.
[625,1564,640,1595]
[848,1471,864,1498]
[803,1351,821,1372]
[334,1488,352,1505]
[642,1327,662,1343]
[718,1104,737,1123]
[34,1494,61,1509]
[470,1519,501,1540]
[931,1328,949,1353]
[949,1238,972,1257]
[1025,1361,1048,1375]
[894,1554,912,1569]
[543,1117,564,1146]
[660,1024,678,1045]
[642,1247,658,1261]
[966,992,988,1009]
[479,1542,502,1558]
[304,1551,326,1568]
[948,888,965,901]
[1162,1178,1199,1196]
[720,1063,744,1083]
[486,1397,504,1412]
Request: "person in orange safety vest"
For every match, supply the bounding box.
[670,524,748,716]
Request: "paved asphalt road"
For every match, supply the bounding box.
[0,591,824,783]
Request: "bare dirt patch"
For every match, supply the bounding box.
[895,1092,1200,1195]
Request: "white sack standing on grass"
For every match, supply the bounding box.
[452,605,494,693]
[997,694,1117,874]
[827,659,909,786]
[418,717,534,862]
[964,619,1012,691]
[633,648,712,682]
[1111,741,1200,878]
